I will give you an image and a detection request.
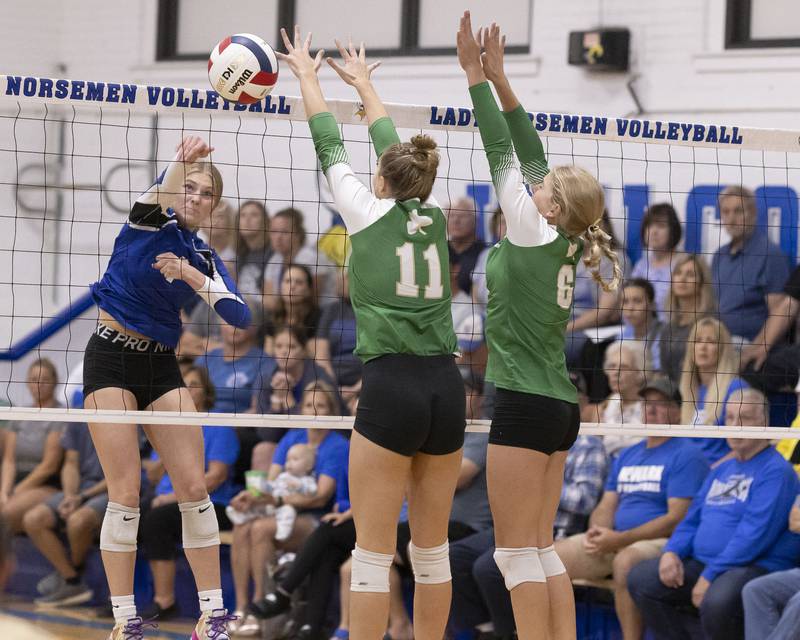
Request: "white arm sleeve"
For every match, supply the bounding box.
[495,164,557,248]
[325,163,395,235]
[195,271,245,308]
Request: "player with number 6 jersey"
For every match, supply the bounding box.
[458,14,622,640]
[276,26,465,640]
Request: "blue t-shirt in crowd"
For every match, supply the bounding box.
[196,347,276,414]
[665,446,800,581]
[711,231,789,341]
[61,423,104,491]
[273,429,350,513]
[608,438,709,532]
[153,425,240,505]
[690,377,748,463]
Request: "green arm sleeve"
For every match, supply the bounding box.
[309,112,349,172]
[503,105,549,184]
[368,116,401,157]
[468,82,515,186]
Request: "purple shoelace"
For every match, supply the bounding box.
[205,609,238,639]
[122,616,158,639]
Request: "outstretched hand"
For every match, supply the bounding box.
[175,136,213,163]
[327,38,381,86]
[481,22,507,84]
[275,26,325,79]
[456,10,483,73]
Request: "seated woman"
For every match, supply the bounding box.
[138,364,240,620]
[620,277,664,371]
[0,359,64,533]
[230,381,349,636]
[659,253,716,383]
[264,264,321,354]
[679,317,746,464]
[630,203,682,319]
[235,200,273,311]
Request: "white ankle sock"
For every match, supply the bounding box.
[198,588,224,614]
[110,594,136,625]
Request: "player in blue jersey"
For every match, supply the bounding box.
[83,136,249,640]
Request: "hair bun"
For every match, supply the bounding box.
[410,134,437,151]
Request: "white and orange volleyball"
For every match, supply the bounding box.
[208,33,279,104]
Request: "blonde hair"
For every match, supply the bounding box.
[379,134,439,202]
[186,161,223,208]
[209,199,236,249]
[664,253,716,327]
[550,166,621,292]
[679,317,738,425]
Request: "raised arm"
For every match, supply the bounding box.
[327,39,398,157]
[276,27,327,118]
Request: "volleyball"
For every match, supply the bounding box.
[208,33,279,104]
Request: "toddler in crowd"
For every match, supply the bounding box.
[226,444,317,541]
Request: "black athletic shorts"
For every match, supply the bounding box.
[489,387,580,455]
[83,324,185,410]
[354,354,466,457]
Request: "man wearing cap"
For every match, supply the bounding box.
[555,376,710,640]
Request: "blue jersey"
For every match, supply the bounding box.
[92,163,250,347]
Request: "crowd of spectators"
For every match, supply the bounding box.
[2,186,800,640]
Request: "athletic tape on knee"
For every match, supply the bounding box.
[493,547,546,590]
[408,540,451,584]
[100,502,140,553]
[179,497,220,549]
[538,545,566,577]
[350,544,394,593]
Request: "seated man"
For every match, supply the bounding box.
[627,387,800,640]
[742,496,800,640]
[22,422,108,607]
[556,376,709,640]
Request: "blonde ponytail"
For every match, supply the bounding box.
[582,223,622,292]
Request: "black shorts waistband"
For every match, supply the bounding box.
[366,353,456,369]
[93,324,172,353]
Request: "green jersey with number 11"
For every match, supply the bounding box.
[471,82,582,403]
[309,113,457,363]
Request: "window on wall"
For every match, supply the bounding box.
[156,0,531,60]
[726,0,800,48]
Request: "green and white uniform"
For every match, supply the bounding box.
[309,113,457,361]
[470,82,582,404]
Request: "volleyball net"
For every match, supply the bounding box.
[1,74,799,440]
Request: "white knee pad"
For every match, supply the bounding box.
[351,544,394,593]
[180,498,220,549]
[100,502,140,553]
[538,545,566,577]
[493,547,546,590]
[408,541,451,585]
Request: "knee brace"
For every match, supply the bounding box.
[100,502,140,553]
[493,547,546,590]
[351,544,394,593]
[408,541,451,585]
[538,545,566,577]
[179,498,220,549]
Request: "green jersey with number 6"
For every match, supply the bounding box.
[471,82,582,403]
[309,112,457,363]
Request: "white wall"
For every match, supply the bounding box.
[0,0,798,402]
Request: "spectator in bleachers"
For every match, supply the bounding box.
[263,264,321,353]
[471,206,506,313]
[558,376,707,640]
[230,381,349,635]
[234,200,273,309]
[203,198,237,274]
[679,317,746,464]
[138,364,239,621]
[711,186,790,347]
[592,340,647,458]
[620,278,664,372]
[631,204,682,319]
[742,495,800,640]
[22,420,106,608]
[313,267,362,401]
[0,359,64,533]
[628,387,800,640]
[447,197,485,297]
[659,254,716,385]
[264,207,336,310]
[448,371,608,640]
